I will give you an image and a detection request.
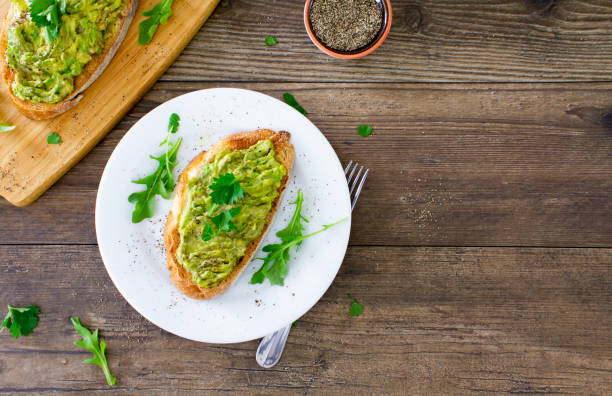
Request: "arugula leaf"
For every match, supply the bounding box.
[357,124,373,137]
[276,190,308,244]
[211,206,241,232]
[0,122,15,132]
[283,93,307,115]
[29,0,66,42]
[1,305,40,339]
[347,293,364,316]
[47,132,61,144]
[251,191,346,286]
[265,36,278,46]
[201,222,216,242]
[71,317,116,386]
[138,0,173,45]
[129,113,182,223]
[209,173,245,205]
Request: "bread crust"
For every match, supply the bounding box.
[163,129,295,299]
[0,0,139,120]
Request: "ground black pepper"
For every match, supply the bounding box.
[310,0,383,52]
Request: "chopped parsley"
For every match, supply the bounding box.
[47,132,61,144]
[1,305,40,339]
[357,124,373,137]
[265,35,278,46]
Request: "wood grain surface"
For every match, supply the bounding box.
[1,246,611,394]
[164,0,612,83]
[1,0,612,394]
[0,0,220,206]
[1,82,611,247]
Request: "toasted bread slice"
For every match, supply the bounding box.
[164,129,295,299]
[0,0,139,120]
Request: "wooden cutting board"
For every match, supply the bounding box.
[0,0,220,206]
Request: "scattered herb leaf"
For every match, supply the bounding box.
[29,0,66,42]
[283,93,307,115]
[291,321,297,328]
[129,113,182,223]
[357,124,373,137]
[265,35,278,46]
[251,190,346,286]
[211,206,241,233]
[0,123,15,132]
[347,293,364,316]
[1,305,40,339]
[47,132,61,144]
[71,317,116,386]
[209,173,245,205]
[138,0,173,45]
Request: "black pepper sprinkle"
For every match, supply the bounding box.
[310,0,383,52]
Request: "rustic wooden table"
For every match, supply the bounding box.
[2,0,612,394]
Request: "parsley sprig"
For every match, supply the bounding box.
[201,173,244,241]
[1,305,40,339]
[71,317,116,386]
[210,173,245,206]
[29,0,67,42]
[138,0,173,45]
[128,113,182,223]
[250,190,346,286]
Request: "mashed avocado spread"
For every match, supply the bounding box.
[6,0,125,103]
[176,140,287,288]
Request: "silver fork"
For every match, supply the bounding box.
[255,161,369,368]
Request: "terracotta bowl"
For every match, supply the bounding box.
[304,0,392,59]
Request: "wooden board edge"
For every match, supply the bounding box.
[2,0,221,206]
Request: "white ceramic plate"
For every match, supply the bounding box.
[95,88,351,343]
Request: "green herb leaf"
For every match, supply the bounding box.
[168,113,180,133]
[129,113,181,223]
[347,294,364,316]
[357,124,373,137]
[349,301,364,316]
[29,0,66,42]
[209,173,245,205]
[211,206,241,233]
[1,305,40,339]
[0,122,15,132]
[251,190,346,286]
[291,321,297,328]
[275,190,308,244]
[265,35,278,46]
[283,93,307,115]
[201,222,216,242]
[71,317,116,386]
[138,0,173,45]
[47,132,61,144]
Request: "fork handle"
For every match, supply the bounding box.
[256,324,291,368]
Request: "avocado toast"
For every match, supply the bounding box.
[0,0,138,120]
[164,129,295,299]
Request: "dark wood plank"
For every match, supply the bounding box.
[1,245,610,394]
[161,0,612,83]
[2,82,612,247]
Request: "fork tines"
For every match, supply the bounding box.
[344,160,369,210]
